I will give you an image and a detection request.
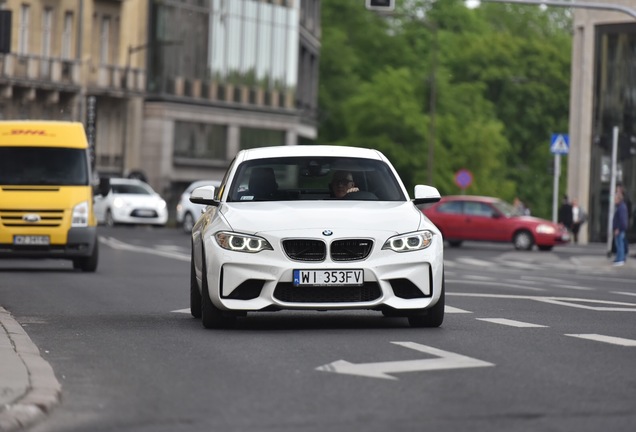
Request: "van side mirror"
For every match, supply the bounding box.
[97,177,110,197]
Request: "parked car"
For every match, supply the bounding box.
[421,195,570,251]
[176,180,221,233]
[93,178,168,227]
[189,145,444,329]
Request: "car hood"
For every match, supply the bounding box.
[116,194,163,206]
[220,201,427,234]
[513,215,559,226]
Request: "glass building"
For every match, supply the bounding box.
[139,0,320,208]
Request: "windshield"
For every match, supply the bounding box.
[227,156,406,202]
[111,184,153,195]
[0,147,89,186]
[492,199,520,217]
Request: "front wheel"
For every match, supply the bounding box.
[200,252,236,329]
[513,230,534,251]
[190,248,201,318]
[183,212,196,233]
[105,209,115,227]
[408,275,445,328]
[72,241,98,272]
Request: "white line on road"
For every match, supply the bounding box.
[316,342,494,380]
[448,292,636,312]
[565,334,636,346]
[476,318,548,328]
[612,291,636,297]
[99,236,190,261]
[552,284,592,291]
[445,306,472,314]
[455,258,495,267]
[447,280,545,291]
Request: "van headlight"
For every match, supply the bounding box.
[72,201,89,227]
[382,230,434,252]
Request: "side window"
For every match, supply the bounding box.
[465,202,493,217]
[437,201,463,214]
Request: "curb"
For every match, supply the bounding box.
[0,307,61,432]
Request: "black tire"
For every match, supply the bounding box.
[105,209,115,227]
[73,241,98,272]
[408,275,445,328]
[190,248,202,319]
[200,251,236,329]
[513,230,534,251]
[183,212,196,233]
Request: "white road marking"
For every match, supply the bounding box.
[521,275,570,284]
[172,308,191,314]
[463,275,494,281]
[445,306,472,314]
[447,279,545,292]
[613,291,636,297]
[565,334,636,346]
[99,236,190,261]
[502,261,537,269]
[316,342,494,380]
[456,257,494,267]
[476,318,548,328]
[448,292,636,312]
[552,284,592,291]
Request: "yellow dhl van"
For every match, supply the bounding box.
[0,121,103,271]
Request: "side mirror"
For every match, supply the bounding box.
[190,186,219,207]
[412,185,441,205]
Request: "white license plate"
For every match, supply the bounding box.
[14,235,50,245]
[293,269,363,287]
[136,210,155,217]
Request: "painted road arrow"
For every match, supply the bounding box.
[316,342,494,380]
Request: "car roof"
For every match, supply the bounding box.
[440,195,502,204]
[108,178,147,185]
[237,145,386,161]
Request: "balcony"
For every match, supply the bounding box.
[0,53,81,89]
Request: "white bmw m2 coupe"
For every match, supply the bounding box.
[189,145,444,328]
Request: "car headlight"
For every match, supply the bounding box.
[214,231,273,253]
[158,200,167,210]
[382,230,434,252]
[113,197,125,208]
[72,201,89,227]
[536,224,556,234]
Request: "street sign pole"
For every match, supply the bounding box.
[606,126,619,256]
[552,154,560,223]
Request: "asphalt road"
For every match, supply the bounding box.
[1,227,635,432]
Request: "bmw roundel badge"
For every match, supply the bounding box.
[322,230,333,236]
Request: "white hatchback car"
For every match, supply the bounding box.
[94,178,168,227]
[176,180,221,233]
[189,145,444,329]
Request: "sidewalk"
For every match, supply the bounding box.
[0,306,60,431]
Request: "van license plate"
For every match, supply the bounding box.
[14,235,50,245]
[293,269,363,287]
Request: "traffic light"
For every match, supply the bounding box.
[365,0,395,12]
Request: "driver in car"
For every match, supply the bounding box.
[330,170,360,198]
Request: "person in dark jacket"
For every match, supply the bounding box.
[558,195,573,232]
[613,189,629,266]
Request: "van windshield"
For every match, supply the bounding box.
[0,147,89,186]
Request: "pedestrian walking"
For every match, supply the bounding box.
[612,189,628,266]
[558,195,573,232]
[570,198,587,244]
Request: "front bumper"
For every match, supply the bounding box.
[0,227,97,259]
[111,206,168,225]
[201,234,444,313]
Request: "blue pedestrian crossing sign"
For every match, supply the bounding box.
[550,134,569,155]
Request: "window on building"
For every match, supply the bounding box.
[173,122,228,161]
[61,12,73,59]
[42,8,52,57]
[100,16,110,64]
[18,4,30,55]
[240,127,285,150]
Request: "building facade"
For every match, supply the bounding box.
[0,0,320,216]
[568,0,636,244]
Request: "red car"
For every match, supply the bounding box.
[421,195,570,251]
